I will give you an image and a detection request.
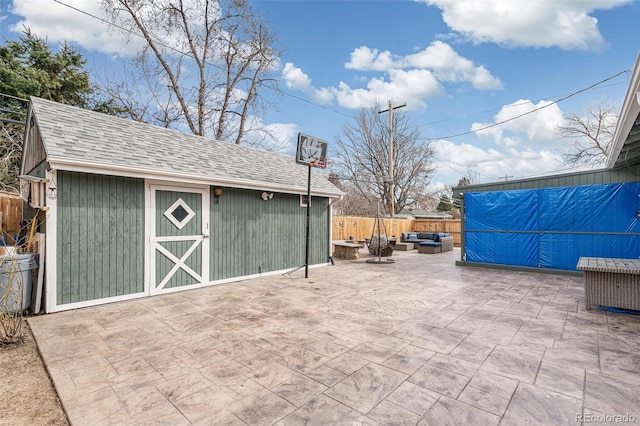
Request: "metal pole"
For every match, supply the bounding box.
[304,163,311,278]
[460,193,465,263]
[379,101,405,217]
[388,101,394,217]
[376,203,382,262]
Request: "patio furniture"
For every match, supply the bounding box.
[577,257,640,311]
[332,240,363,260]
[365,203,394,261]
[402,232,454,251]
[368,235,393,257]
[394,242,414,251]
[418,241,442,254]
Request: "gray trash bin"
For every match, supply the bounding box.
[0,254,38,313]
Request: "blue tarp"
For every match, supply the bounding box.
[464,182,640,271]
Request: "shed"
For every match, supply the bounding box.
[21,97,343,313]
[454,50,640,274]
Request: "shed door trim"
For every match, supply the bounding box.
[147,183,210,295]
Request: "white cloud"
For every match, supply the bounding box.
[471,99,564,147]
[262,122,300,153]
[282,63,313,91]
[282,63,335,104]
[6,0,306,157]
[9,0,240,59]
[345,46,397,72]
[422,0,632,50]
[404,41,502,89]
[10,0,143,55]
[283,63,443,110]
[335,69,442,110]
[432,139,565,186]
[434,139,504,165]
[430,96,586,187]
[284,41,500,111]
[242,120,300,154]
[345,42,502,90]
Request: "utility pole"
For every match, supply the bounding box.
[501,174,513,181]
[379,101,406,217]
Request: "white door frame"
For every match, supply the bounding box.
[146,182,210,295]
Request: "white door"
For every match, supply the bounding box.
[149,185,209,295]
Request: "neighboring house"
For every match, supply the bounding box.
[397,209,453,219]
[453,51,640,273]
[21,97,343,313]
[416,211,453,219]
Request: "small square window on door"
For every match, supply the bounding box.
[164,197,195,229]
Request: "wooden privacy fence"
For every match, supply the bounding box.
[0,192,23,243]
[332,216,462,247]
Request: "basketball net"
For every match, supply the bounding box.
[309,157,335,175]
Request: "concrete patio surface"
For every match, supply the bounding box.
[29,248,640,425]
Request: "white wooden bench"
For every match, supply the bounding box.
[332,241,364,260]
[577,257,640,311]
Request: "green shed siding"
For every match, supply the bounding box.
[209,188,330,280]
[57,171,145,305]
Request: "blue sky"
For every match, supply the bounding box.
[1,0,639,188]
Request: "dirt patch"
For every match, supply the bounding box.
[0,319,68,426]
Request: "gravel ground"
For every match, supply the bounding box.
[0,319,68,426]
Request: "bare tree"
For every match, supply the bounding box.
[456,177,471,188]
[556,99,618,167]
[334,102,435,216]
[332,188,376,217]
[101,0,282,145]
[99,63,182,126]
[0,119,24,194]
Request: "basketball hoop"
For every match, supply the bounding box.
[309,157,334,170]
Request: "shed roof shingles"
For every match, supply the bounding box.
[31,97,342,195]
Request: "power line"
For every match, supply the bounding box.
[423,70,630,141]
[431,154,483,178]
[51,0,629,134]
[43,0,636,186]
[430,151,601,183]
[52,0,355,120]
[418,79,628,129]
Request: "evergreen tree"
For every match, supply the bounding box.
[0,30,120,192]
[1,30,91,107]
[436,194,453,212]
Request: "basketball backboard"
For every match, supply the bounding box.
[296,133,328,166]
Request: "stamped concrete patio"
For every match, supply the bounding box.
[29,248,640,425]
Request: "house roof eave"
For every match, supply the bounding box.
[607,51,640,169]
[48,157,345,198]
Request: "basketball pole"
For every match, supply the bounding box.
[295,133,329,279]
[304,162,312,278]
